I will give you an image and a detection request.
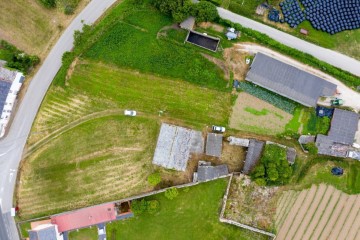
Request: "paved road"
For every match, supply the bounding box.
[218,8,360,77]
[0,0,116,239]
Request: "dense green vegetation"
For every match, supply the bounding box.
[106,179,266,239]
[244,107,269,116]
[0,40,39,73]
[238,82,298,113]
[252,144,293,186]
[38,0,80,14]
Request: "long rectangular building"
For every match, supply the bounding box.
[246,53,337,107]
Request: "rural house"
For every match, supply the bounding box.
[246,53,337,107]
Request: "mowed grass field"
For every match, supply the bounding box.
[0,0,86,57]
[106,178,267,240]
[69,227,98,240]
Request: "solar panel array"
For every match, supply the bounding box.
[280,0,360,34]
[0,81,11,114]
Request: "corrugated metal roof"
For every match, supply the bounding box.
[243,139,265,174]
[328,108,359,145]
[206,133,223,157]
[197,163,229,182]
[246,53,337,107]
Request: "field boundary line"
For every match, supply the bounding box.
[344,196,360,240]
[276,190,298,228]
[338,195,360,240]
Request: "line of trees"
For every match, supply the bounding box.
[152,0,219,22]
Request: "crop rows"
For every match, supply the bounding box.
[276,184,360,240]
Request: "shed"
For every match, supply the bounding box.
[327,108,359,145]
[300,28,308,35]
[180,16,195,30]
[246,53,337,107]
[286,147,296,165]
[196,161,229,182]
[243,139,265,174]
[206,133,223,157]
[227,136,249,147]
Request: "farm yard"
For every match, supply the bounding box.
[276,184,360,240]
[230,92,293,135]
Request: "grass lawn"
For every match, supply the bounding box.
[69,227,98,240]
[285,107,302,133]
[106,178,267,240]
[19,222,31,238]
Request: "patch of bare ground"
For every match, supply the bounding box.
[220,142,246,172]
[198,22,225,32]
[65,57,79,85]
[230,92,292,135]
[201,53,230,80]
[276,188,309,239]
[224,174,279,232]
[301,185,335,240]
[223,47,248,80]
[292,184,327,240]
[157,23,179,39]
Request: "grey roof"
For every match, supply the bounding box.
[0,81,11,113]
[315,134,348,157]
[180,16,195,30]
[298,135,316,144]
[328,109,359,145]
[347,151,360,160]
[243,139,265,174]
[205,133,223,157]
[286,147,296,164]
[197,162,229,181]
[29,225,57,240]
[246,53,337,107]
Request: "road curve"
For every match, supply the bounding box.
[218,8,360,77]
[0,0,116,239]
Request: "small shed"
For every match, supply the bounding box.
[286,147,297,165]
[300,29,308,35]
[195,161,229,182]
[243,139,265,174]
[180,16,195,30]
[227,136,249,147]
[206,133,223,157]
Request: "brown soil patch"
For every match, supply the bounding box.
[66,57,79,84]
[221,142,246,172]
[198,22,224,32]
[223,47,248,80]
[201,53,230,80]
[230,92,292,135]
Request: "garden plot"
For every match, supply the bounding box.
[224,174,280,232]
[152,123,204,171]
[276,184,360,240]
[230,92,292,135]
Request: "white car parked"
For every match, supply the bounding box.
[124,110,136,116]
[212,125,225,133]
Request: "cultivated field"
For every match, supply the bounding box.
[230,92,292,135]
[276,184,360,240]
[0,0,88,57]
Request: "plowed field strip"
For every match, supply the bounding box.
[318,194,348,240]
[334,195,360,239]
[293,184,327,240]
[285,185,317,240]
[345,205,360,240]
[308,188,341,240]
[301,185,335,240]
[277,188,311,239]
[277,192,299,229]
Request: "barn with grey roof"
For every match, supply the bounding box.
[246,53,337,107]
[206,133,223,157]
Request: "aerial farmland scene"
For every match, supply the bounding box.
[0,0,359,239]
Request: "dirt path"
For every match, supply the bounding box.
[318,194,348,240]
[293,184,327,240]
[301,185,335,240]
[338,195,360,239]
[327,195,358,239]
[235,43,360,112]
[285,185,317,240]
[277,187,312,239]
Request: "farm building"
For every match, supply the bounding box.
[242,139,265,175]
[185,30,220,52]
[246,53,337,107]
[316,109,360,157]
[194,161,229,182]
[0,66,24,137]
[206,133,223,157]
[152,123,204,171]
[180,16,195,30]
[29,222,63,240]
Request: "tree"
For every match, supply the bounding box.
[304,142,318,155]
[147,200,160,214]
[148,172,162,186]
[164,187,179,200]
[131,199,148,215]
[153,0,193,22]
[193,1,219,23]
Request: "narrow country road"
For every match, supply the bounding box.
[218,8,360,77]
[0,0,117,239]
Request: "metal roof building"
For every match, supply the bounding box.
[243,139,265,174]
[246,53,337,107]
[196,161,229,182]
[206,133,223,157]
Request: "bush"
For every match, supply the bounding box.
[131,199,160,215]
[147,200,160,214]
[147,172,162,186]
[64,5,75,15]
[38,0,56,8]
[193,1,219,22]
[164,187,179,200]
[304,142,318,155]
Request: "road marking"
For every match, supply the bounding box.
[8,173,13,183]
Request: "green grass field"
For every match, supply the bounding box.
[69,227,98,240]
[106,178,267,240]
